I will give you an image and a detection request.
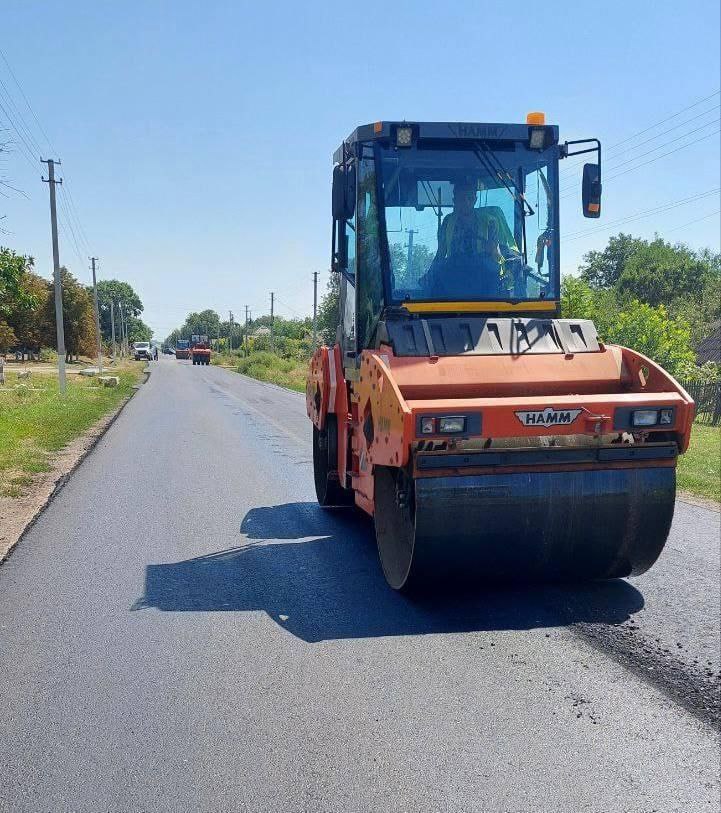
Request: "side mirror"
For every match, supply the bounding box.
[332,164,356,220]
[582,163,602,218]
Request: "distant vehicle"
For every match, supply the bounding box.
[133,342,153,361]
[190,334,211,366]
[163,347,174,355]
[175,339,190,360]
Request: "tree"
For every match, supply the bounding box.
[182,309,221,339]
[616,238,713,308]
[125,315,153,343]
[578,233,644,289]
[605,300,695,377]
[5,270,53,352]
[560,275,596,321]
[316,274,340,346]
[44,268,95,361]
[96,279,144,342]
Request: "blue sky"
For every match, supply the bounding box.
[1,0,719,339]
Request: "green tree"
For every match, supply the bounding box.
[316,274,340,346]
[45,268,96,360]
[6,270,53,352]
[578,233,644,289]
[96,279,144,342]
[0,247,36,350]
[125,315,153,343]
[560,275,596,321]
[606,300,695,377]
[616,238,713,308]
[182,309,221,339]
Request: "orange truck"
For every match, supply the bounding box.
[306,115,694,591]
[190,334,211,366]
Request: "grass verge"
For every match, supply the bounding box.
[0,365,144,497]
[234,351,307,393]
[678,423,720,503]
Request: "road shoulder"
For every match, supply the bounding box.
[0,369,149,565]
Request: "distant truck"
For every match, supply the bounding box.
[190,334,211,366]
[175,339,190,360]
[133,341,154,361]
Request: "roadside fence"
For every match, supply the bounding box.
[679,380,721,426]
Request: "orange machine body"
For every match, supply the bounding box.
[307,342,694,517]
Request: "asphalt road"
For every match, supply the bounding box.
[1,357,719,812]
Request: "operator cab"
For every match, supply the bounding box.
[331,116,601,361]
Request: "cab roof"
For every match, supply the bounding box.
[334,120,559,163]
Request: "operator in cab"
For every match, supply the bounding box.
[423,177,523,298]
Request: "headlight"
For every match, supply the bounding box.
[438,416,466,434]
[632,409,659,427]
[396,125,413,147]
[659,408,674,425]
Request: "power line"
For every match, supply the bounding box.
[0,96,38,168]
[564,188,720,241]
[59,181,92,254]
[663,210,720,235]
[560,128,720,200]
[0,77,43,157]
[601,105,720,162]
[56,191,87,269]
[0,47,57,155]
[559,118,720,194]
[560,90,721,177]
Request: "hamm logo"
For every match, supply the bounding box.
[515,408,582,427]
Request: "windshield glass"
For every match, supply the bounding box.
[176,340,189,349]
[135,342,149,349]
[379,143,558,303]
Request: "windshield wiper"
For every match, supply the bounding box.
[472,141,535,217]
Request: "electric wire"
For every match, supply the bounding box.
[560,128,720,200]
[0,47,57,155]
[560,118,720,193]
[564,188,720,241]
[559,89,721,177]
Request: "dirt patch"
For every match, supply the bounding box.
[677,491,720,512]
[0,386,141,564]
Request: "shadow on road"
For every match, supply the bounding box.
[134,501,644,643]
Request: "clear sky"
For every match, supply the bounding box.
[1,0,719,339]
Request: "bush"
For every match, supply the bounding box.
[606,300,696,377]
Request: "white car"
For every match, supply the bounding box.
[133,342,154,361]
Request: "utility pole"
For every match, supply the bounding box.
[405,228,417,283]
[244,305,249,356]
[270,292,274,351]
[312,271,319,347]
[110,300,117,364]
[119,302,126,357]
[229,310,233,353]
[41,158,67,393]
[90,257,103,372]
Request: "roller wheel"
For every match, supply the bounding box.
[373,465,676,591]
[313,414,354,508]
[373,466,417,591]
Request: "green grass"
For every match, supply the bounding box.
[678,423,720,503]
[234,351,307,393]
[0,365,144,497]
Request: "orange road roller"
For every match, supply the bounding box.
[306,117,694,591]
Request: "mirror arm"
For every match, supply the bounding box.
[561,138,602,181]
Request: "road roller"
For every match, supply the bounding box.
[306,115,695,591]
